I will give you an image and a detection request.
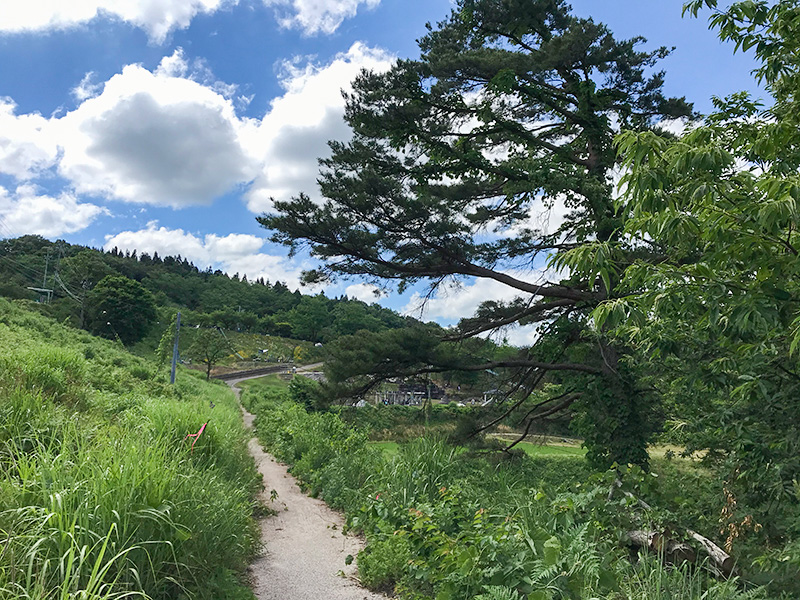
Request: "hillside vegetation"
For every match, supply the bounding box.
[0,235,411,348]
[0,298,260,599]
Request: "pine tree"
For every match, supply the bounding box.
[261,0,693,467]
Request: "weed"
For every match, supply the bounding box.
[0,298,260,599]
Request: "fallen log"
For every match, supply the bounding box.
[625,530,697,566]
[624,529,736,578]
[688,529,736,578]
[611,478,737,578]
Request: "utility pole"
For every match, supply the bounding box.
[43,249,49,288]
[170,312,182,384]
[27,248,54,303]
[79,281,88,329]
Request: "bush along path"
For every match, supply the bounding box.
[237,379,771,600]
[226,373,387,600]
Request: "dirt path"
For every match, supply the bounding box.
[227,373,387,600]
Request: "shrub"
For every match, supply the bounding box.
[242,383,773,600]
[357,534,411,592]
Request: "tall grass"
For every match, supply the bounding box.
[242,383,769,600]
[0,298,260,599]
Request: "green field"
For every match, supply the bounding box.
[236,372,292,392]
[368,439,586,458]
[514,440,586,457]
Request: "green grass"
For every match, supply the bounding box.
[367,441,400,455]
[369,438,586,459]
[0,298,261,600]
[236,373,291,392]
[513,440,586,457]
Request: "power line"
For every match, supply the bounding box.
[0,254,46,282]
[0,214,16,240]
[215,326,246,360]
[53,271,82,303]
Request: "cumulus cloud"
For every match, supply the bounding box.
[71,72,103,102]
[54,51,258,208]
[0,99,60,180]
[345,282,386,303]
[401,272,557,348]
[0,0,236,44]
[402,276,522,322]
[264,0,380,35]
[401,267,560,321]
[0,0,375,42]
[245,42,394,213]
[0,44,393,215]
[0,185,108,237]
[103,222,306,288]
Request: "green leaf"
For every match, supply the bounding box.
[543,536,561,566]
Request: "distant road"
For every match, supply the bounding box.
[212,362,323,382]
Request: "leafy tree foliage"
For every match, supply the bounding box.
[86,275,157,345]
[589,0,800,579]
[0,236,411,345]
[261,0,692,467]
[187,328,231,380]
[58,249,114,328]
[288,375,325,411]
[290,295,334,342]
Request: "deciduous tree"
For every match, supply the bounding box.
[597,0,800,527]
[87,275,156,345]
[187,328,231,380]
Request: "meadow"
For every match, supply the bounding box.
[241,381,777,600]
[0,298,261,600]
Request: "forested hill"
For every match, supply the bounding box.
[0,234,413,345]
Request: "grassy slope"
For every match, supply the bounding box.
[0,299,260,600]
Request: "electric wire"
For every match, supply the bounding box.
[0,214,16,240]
[0,253,47,283]
[53,271,82,303]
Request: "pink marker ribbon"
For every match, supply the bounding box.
[183,422,208,453]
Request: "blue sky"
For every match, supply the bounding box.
[0,0,763,338]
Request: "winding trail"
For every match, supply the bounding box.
[226,369,387,600]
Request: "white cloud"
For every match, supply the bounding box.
[244,42,395,213]
[71,72,103,102]
[204,232,265,262]
[264,0,380,35]
[0,43,394,215]
[656,117,692,137]
[501,325,540,347]
[0,0,376,41]
[345,282,386,302]
[502,195,573,239]
[402,278,514,322]
[402,270,553,322]
[401,272,557,348]
[55,52,258,208]
[0,185,107,237]
[0,99,60,180]
[0,0,236,44]
[103,222,306,288]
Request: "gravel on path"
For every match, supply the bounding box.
[227,376,388,600]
